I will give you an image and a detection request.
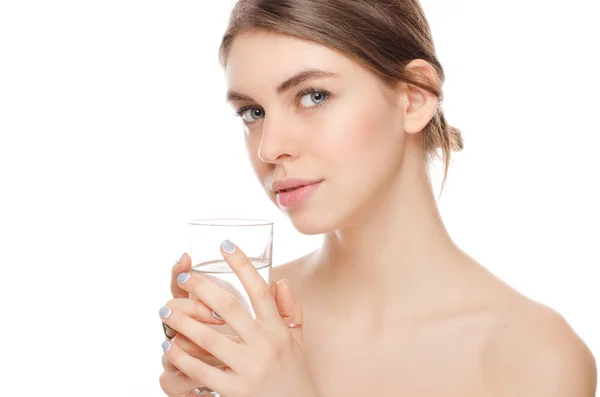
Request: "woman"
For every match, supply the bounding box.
[158,0,597,396]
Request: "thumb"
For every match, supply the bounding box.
[276,279,304,344]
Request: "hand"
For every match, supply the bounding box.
[159,241,319,397]
[159,254,280,396]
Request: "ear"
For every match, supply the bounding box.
[397,59,441,135]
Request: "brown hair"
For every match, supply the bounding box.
[218,0,464,196]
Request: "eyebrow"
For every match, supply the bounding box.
[226,69,339,103]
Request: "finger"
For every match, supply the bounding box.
[171,253,191,298]
[277,279,304,346]
[159,361,200,397]
[270,280,278,302]
[167,298,227,325]
[163,351,230,372]
[161,350,177,371]
[161,339,237,397]
[219,240,280,323]
[162,336,225,371]
[276,280,296,319]
[160,354,229,397]
[174,271,264,346]
[162,334,226,377]
[159,304,247,375]
[173,332,241,359]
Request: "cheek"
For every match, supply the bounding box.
[323,99,401,166]
[319,99,404,219]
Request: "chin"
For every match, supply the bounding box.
[280,204,347,235]
[289,217,330,235]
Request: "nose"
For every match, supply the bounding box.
[257,114,298,164]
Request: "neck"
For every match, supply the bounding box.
[303,143,477,323]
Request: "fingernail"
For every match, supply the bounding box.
[177,253,185,264]
[211,310,223,321]
[159,306,172,319]
[177,272,190,284]
[221,239,236,254]
[161,340,171,352]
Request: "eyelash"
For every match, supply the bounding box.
[234,87,331,124]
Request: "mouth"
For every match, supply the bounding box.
[275,180,323,208]
[272,178,325,194]
[279,185,308,193]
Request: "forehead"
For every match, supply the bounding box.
[224,30,357,90]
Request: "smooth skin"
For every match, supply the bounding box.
[161,29,597,396]
[160,246,315,397]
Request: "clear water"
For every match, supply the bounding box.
[191,257,271,319]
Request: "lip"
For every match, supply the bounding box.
[271,177,325,193]
[275,180,323,208]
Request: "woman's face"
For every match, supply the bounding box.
[225,30,407,235]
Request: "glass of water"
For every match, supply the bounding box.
[188,218,273,396]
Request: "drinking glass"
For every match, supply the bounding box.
[187,218,274,396]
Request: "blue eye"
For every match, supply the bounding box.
[237,108,264,123]
[298,90,328,108]
[234,88,330,125]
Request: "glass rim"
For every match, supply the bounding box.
[188,218,274,227]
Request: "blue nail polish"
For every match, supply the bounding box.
[221,239,236,254]
[159,306,171,319]
[161,340,171,352]
[177,253,185,264]
[212,310,223,321]
[177,272,190,284]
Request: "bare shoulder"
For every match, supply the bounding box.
[483,297,597,396]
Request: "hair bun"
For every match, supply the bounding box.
[448,125,464,152]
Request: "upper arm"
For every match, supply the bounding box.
[525,331,597,396]
[485,304,597,397]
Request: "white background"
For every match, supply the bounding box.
[0,0,598,395]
